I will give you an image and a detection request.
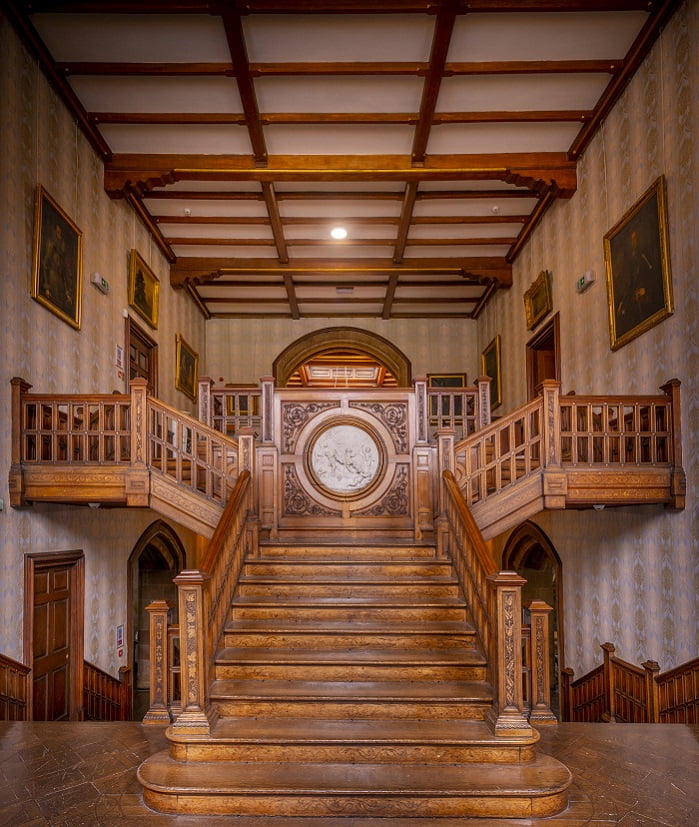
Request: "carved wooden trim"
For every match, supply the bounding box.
[283,464,341,517]
[143,600,172,724]
[281,401,340,453]
[355,465,409,516]
[349,400,408,453]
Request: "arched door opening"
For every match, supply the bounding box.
[502,521,563,715]
[128,521,186,720]
[273,327,412,388]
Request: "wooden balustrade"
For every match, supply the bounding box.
[442,470,535,736]
[562,643,698,723]
[0,653,31,721]
[165,470,253,733]
[198,379,262,437]
[83,661,132,721]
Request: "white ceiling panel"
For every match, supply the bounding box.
[144,200,269,218]
[171,245,278,258]
[243,15,435,62]
[298,302,383,315]
[283,225,397,241]
[276,182,404,193]
[413,199,539,218]
[427,122,582,155]
[157,225,275,240]
[404,245,511,258]
[279,200,402,219]
[70,76,242,113]
[264,124,415,155]
[448,12,648,62]
[256,77,423,114]
[31,14,230,62]
[291,246,395,259]
[408,224,523,240]
[99,124,252,155]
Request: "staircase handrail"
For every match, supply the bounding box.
[442,469,533,736]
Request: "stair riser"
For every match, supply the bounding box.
[170,742,537,764]
[214,664,487,681]
[244,563,453,578]
[142,790,569,818]
[231,607,467,622]
[224,632,475,649]
[236,582,461,598]
[211,699,490,720]
[259,546,438,560]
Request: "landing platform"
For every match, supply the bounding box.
[1,721,697,824]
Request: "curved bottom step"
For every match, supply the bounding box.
[138,753,571,818]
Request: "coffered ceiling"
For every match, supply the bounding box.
[7,0,678,319]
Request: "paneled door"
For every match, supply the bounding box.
[127,317,158,396]
[24,551,84,720]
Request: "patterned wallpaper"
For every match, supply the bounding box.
[485,0,698,675]
[0,15,204,673]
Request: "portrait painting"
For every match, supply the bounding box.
[129,249,160,329]
[31,186,83,329]
[427,374,467,388]
[176,333,198,402]
[603,176,673,351]
[481,335,502,411]
[524,269,552,330]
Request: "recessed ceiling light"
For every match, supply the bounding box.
[331,226,348,240]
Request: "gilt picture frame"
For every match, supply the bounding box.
[427,374,467,388]
[603,176,673,351]
[31,186,83,329]
[176,333,198,402]
[524,269,552,331]
[128,249,160,329]
[481,335,502,411]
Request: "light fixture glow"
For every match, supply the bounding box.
[330,226,348,240]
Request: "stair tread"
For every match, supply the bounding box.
[233,596,465,606]
[139,753,571,796]
[209,678,492,701]
[216,647,484,664]
[200,717,538,746]
[226,619,474,634]
[239,575,459,584]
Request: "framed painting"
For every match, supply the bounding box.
[31,186,83,329]
[481,334,502,411]
[427,373,467,388]
[603,176,673,351]
[524,269,552,330]
[128,249,160,329]
[176,333,198,402]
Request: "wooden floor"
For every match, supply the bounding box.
[0,721,697,825]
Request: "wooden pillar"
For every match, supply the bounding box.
[9,376,32,507]
[527,599,558,725]
[540,379,567,509]
[601,642,616,722]
[170,571,218,735]
[642,660,661,723]
[661,378,686,509]
[436,428,455,517]
[197,376,215,426]
[476,375,491,429]
[260,376,275,444]
[414,377,429,444]
[142,600,172,725]
[486,571,534,737]
[560,666,575,722]
[126,377,150,506]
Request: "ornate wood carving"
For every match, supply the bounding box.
[282,401,339,453]
[283,465,341,517]
[350,401,408,453]
[356,465,409,516]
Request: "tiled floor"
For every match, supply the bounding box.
[0,721,697,826]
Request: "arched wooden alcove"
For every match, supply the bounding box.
[273,327,412,388]
[502,520,564,709]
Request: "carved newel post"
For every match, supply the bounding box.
[170,571,218,735]
[197,376,215,427]
[526,599,558,725]
[143,600,172,725]
[486,571,534,737]
[126,377,150,506]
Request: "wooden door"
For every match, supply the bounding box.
[127,318,158,395]
[25,551,84,720]
[526,314,560,399]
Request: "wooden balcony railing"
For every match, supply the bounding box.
[0,653,31,721]
[145,470,254,729]
[442,470,544,736]
[562,643,699,723]
[447,379,685,538]
[83,661,132,721]
[198,378,262,438]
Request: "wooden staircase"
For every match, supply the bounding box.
[138,541,571,818]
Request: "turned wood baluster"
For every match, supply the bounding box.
[143,600,172,724]
[527,599,558,725]
[170,571,218,735]
[486,571,534,737]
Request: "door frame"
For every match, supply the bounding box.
[125,315,158,396]
[526,313,560,399]
[23,550,85,720]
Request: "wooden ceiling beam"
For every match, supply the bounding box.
[411,0,457,165]
[282,274,301,319]
[261,181,289,262]
[220,5,268,165]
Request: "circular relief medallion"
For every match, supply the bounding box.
[308,422,383,498]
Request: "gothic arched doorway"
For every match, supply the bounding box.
[273,327,412,388]
[502,521,563,713]
[127,521,186,719]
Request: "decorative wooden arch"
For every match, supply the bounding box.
[273,326,413,388]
